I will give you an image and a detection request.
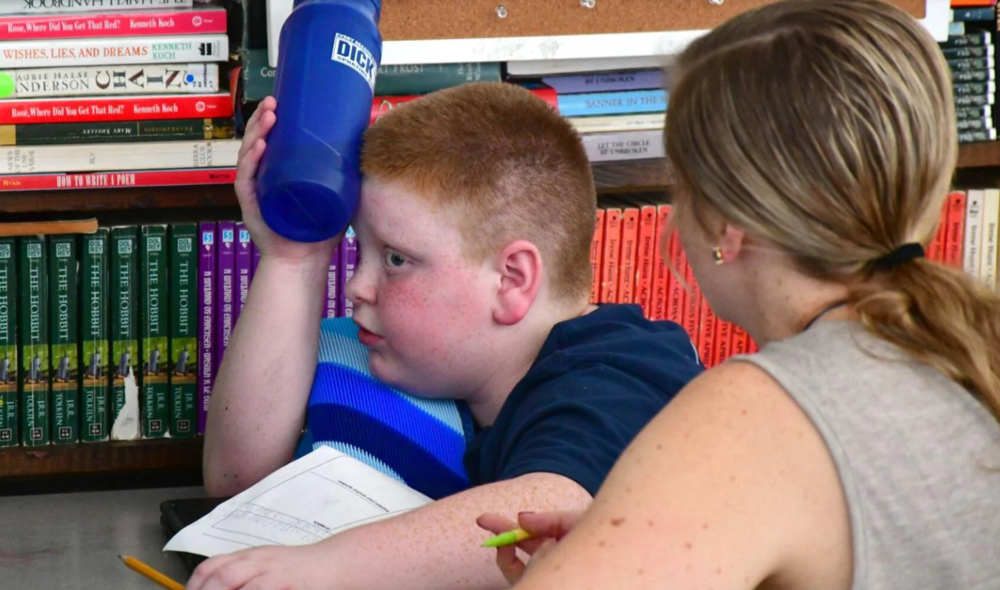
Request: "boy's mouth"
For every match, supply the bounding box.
[355,322,384,347]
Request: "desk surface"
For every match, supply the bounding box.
[0,486,205,590]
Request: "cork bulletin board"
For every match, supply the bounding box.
[379,0,927,41]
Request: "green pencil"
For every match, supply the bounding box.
[482,528,532,548]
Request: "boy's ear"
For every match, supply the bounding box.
[493,240,543,326]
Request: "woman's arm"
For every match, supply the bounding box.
[511,361,853,590]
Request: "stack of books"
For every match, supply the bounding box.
[945,0,998,142]
[508,65,669,164]
[0,0,238,192]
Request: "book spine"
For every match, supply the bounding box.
[196,221,214,434]
[589,209,604,305]
[616,208,639,304]
[980,189,999,287]
[251,239,259,279]
[715,320,733,366]
[370,88,558,124]
[956,106,991,120]
[952,68,994,83]
[0,118,234,146]
[215,221,234,371]
[938,32,991,49]
[666,225,686,326]
[0,92,233,124]
[0,34,226,68]
[109,226,139,440]
[18,234,48,446]
[79,228,108,442]
[542,69,664,94]
[942,45,994,60]
[955,92,995,107]
[964,189,985,277]
[0,167,236,191]
[338,227,357,317]
[0,138,239,173]
[929,206,948,263]
[652,205,671,321]
[0,236,16,446]
[948,57,995,73]
[957,115,995,132]
[952,7,995,21]
[0,63,220,99]
[168,223,196,437]
[959,128,997,143]
[582,130,666,163]
[568,113,664,134]
[945,191,968,269]
[49,234,78,444]
[731,326,748,356]
[634,205,657,318]
[0,6,227,41]
[542,70,663,94]
[557,90,668,117]
[682,260,702,353]
[954,79,996,95]
[375,62,502,96]
[599,208,622,304]
[234,222,251,327]
[243,55,503,102]
[140,224,168,438]
[324,245,339,319]
[698,298,717,368]
[0,0,192,16]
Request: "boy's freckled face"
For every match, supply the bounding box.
[347,178,496,399]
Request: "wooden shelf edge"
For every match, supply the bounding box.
[0,183,239,214]
[0,437,203,478]
[2,143,1000,213]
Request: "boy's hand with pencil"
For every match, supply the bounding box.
[476,510,584,586]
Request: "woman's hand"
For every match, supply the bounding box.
[476,510,584,586]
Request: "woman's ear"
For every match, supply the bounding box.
[718,223,747,264]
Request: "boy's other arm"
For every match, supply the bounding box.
[187,472,592,590]
[202,253,332,497]
[202,97,339,497]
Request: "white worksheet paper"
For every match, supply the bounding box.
[163,446,432,557]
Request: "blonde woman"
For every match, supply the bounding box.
[478,0,1000,588]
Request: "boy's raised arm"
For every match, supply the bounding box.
[202,97,340,497]
[186,472,592,590]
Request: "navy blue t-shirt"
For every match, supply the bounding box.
[464,304,703,496]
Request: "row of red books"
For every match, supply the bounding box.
[588,204,758,368]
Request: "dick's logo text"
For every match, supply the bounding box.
[332,33,377,92]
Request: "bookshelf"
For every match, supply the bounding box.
[4,141,1000,215]
[0,0,981,495]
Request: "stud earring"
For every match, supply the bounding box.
[712,247,724,265]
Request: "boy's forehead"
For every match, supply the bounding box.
[358,178,463,238]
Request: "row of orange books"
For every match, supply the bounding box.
[589,191,968,369]
[587,203,757,368]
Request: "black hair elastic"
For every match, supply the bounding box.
[871,242,925,271]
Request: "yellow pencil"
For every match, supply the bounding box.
[119,555,186,590]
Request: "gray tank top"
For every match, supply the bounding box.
[741,320,1000,590]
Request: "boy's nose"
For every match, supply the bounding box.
[345,262,377,307]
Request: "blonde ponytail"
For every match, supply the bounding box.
[854,261,1000,423]
[665,0,1000,424]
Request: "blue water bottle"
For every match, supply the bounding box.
[256,0,382,243]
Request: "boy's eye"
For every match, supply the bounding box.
[384,251,407,268]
